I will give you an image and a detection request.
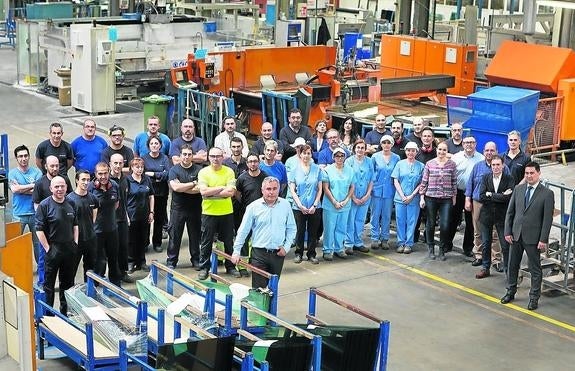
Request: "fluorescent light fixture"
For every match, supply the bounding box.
[537,0,575,9]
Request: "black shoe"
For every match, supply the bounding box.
[239,268,250,277]
[463,251,474,257]
[444,245,453,253]
[153,245,163,253]
[141,263,150,272]
[471,259,483,266]
[226,268,241,278]
[128,266,140,274]
[500,293,515,304]
[527,298,539,311]
[492,263,504,273]
[198,269,209,280]
[121,273,135,283]
[191,260,201,271]
[334,251,347,259]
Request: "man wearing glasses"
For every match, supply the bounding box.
[503,130,529,185]
[197,147,239,279]
[101,125,134,174]
[448,137,484,256]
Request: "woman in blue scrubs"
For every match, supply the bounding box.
[344,139,374,253]
[322,147,354,261]
[369,135,400,250]
[391,141,424,254]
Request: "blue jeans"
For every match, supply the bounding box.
[425,197,452,250]
[370,197,393,242]
[345,199,371,248]
[395,200,420,247]
[14,214,44,286]
[323,208,350,254]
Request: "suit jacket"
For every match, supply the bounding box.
[504,182,554,245]
[479,172,515,226]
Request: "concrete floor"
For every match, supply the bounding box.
[0,47,574,370]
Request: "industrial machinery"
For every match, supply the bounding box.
[70,24,116,114]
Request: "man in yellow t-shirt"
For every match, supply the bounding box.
[197,147,238,279]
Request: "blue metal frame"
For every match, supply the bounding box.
[239,301,321,371]
[35,289,142,370]
[176,87,235,146]
[307,287,391,371]
[261,90,298,140]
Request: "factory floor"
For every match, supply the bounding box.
[0,48,574,370]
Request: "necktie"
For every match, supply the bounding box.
[525,186,533,209]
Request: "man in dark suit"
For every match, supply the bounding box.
[500,161,554,310]
[476,155,515,279]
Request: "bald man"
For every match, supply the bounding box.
[250,122,285,161]
[169,119,208,165]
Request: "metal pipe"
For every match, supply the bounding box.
[523,0,537,35]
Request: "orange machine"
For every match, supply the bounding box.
[379,35,477,98]
[485,41,575,141]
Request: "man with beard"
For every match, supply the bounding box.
[390,120,408,159]
[169,119,207,165]
[446,122,464,156]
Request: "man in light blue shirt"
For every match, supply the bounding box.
[133,115,171,157]
[232,176,296,288]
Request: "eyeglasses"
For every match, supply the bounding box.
[463,141,476,144]
[381,141,392,144]
[334,154,345,158]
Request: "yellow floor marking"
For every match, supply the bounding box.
[370,253,575,334]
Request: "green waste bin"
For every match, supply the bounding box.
[140,95,174,134]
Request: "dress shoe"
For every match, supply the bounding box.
[475,269,490,279]
[371,241,381,250]
[527,298,539,311]
[198,269,209,280]
[309,257,319,265]
[471,258,482,266]
[492,263,504,273]
[294,255,303,264]
[500,293,515,304]
[334,251,347,259]
[323,253,333,261]
[437,249,447,261]
[191,260,201,271]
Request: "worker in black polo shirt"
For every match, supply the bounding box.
[89,162,122,286]
[35,176,78,315]
[66,170,98,282]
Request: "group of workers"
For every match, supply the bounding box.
[8,109,554,314]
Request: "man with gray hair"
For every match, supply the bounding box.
[232,176,296,288]
[503,130,529,185]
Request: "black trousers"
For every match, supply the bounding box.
[151,195,169,247]
[250,247,285,289]
[199,214,235,271]
[72,237,97,282]
[117,221,129,273]
[167,208,201,267]
[44,242,76,315]
[293,210,321,259]
[447,189,474,253]
[507,237,542,299]
[129,219,150,268]
[95,230,121,286]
